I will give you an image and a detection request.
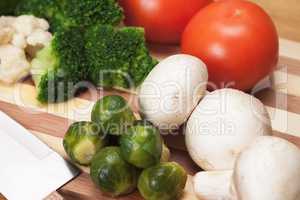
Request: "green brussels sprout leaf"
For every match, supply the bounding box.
[120,120,163,169]
[63,121,107,165]
[90,147,138,197]
[91,95,136,135]
[138,162,187,200]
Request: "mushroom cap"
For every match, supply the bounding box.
[139,54,208,130]
[185,89,272,170]
[234,136,300,200]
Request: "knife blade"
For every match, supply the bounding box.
[0,111,79,200]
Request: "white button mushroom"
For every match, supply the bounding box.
[194,170,235,200]
[185,88,272,170]
[138,54,208,131]
[0,45,31,84]
[234,136,300,200]
[193,136,300,200]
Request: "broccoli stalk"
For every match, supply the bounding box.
[85,25,158,89]
[31,27,87,103]
[16,0,123,31]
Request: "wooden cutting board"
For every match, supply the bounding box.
[0,40,300,200]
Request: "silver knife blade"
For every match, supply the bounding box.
[0,111,79,200]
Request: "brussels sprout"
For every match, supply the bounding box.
[90,147,138,197]
[138,162,187,200]
[91,95,136,135]
[63,121,107,165]
[120,120,163,168]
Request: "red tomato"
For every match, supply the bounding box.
[181,0,279,91]
[119,0,212,44]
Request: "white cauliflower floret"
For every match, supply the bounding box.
[36,18,50,31]
[26,30,52,57]
[13,15,53,57]
[13,15,38,36]
[13,15,51,36]
[0,45,31,84]
[0,17,16,45]
[0,27,14,45]
[27,29,52,46]
[0,15,52,84]
[0,15,52,49]
[11,33,27,49]
[0,16,16,27]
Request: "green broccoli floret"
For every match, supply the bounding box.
[15,0,59,19]
[62,0,123,27]
[16,0,64,31]
[15,0,123,31]
[31,27,87,103]
[85,25,158,89]
[19,0,156,103]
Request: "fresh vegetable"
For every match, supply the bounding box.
[15,0,61,31]
[139,54,208,130]
[31,27,87,103]
[31,24,157,103]
[90,147,138,197]
[194,171,233,200]
[0,15,52,50]
[11,15,52,55]
[0,15,52,84]
[85,25,157,89]
[0,45,30,84]
[181,0,279,91]
[16,0,123,31]
[138,162,187,200]
[0,0,21,15]
[91,95,136,136]
[63,121,107,165]
[120,120,163,168]
[15,1,157,103]
[185,89,272,170]
[0,18,14,45]
[120,0,212,44]
[194,136,300,200]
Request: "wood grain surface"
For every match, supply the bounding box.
[251,0,300,42]
[0,2,299,199]
[1,41,300,200]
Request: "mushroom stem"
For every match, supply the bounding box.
[194,136,300,200]
[194,171,236,200]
